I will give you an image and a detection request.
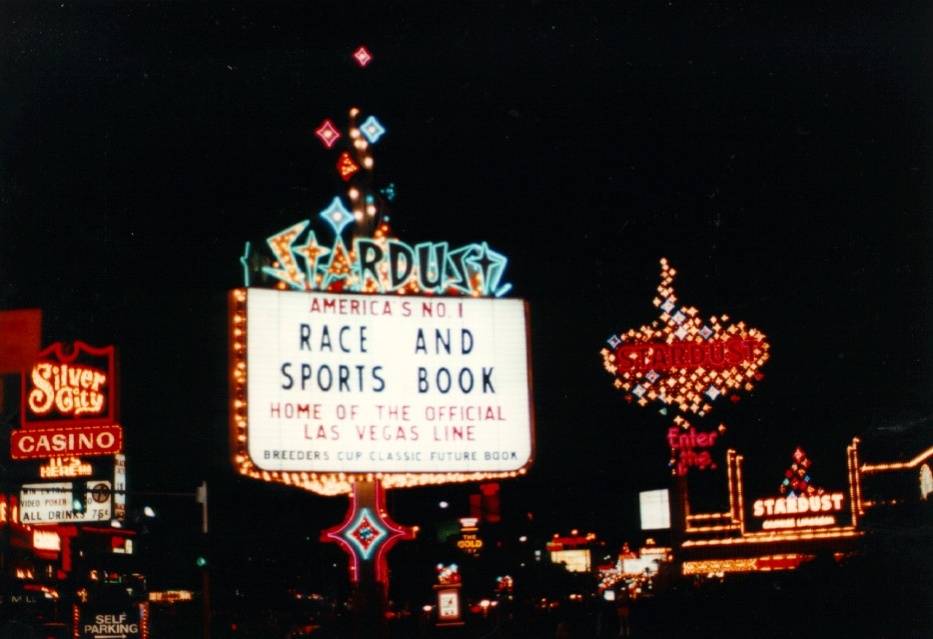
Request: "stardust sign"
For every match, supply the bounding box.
[230,289,533,483]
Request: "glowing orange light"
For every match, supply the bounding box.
[337,151,360,181]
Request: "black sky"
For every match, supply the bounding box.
[1,1,930,574]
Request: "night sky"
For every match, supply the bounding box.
[1,1,929,590]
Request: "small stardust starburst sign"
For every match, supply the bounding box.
[601,258,770,475]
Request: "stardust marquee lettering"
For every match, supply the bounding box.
[752,492,845,530]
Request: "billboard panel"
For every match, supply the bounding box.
[550,549,591,572]
[19,481,112,525]
[639,489,671,530]
[234,289,533,475]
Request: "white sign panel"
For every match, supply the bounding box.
[20,481,112,524]
[114,454,127,520]
[243,290,533,473]
[639,489,671,530]
[437,589,461,620]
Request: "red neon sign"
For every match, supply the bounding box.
[11,425,123,460]
[320,481,414,583]
[613,337,762,373]
[668,425,722,476]
[21,342,117,428]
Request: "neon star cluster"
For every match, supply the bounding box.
[245,102,512,298]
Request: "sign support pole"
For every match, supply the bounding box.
[321,479,415,639]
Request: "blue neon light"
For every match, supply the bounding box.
[319,196,355,236]
[344,507,386,560]
[360,115,386,144]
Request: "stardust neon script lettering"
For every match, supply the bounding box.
[241,198,512,297]
[615,338,762,373]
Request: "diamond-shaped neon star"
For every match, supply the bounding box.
[321,481,414,583]
[319,196,355,236]
[346,510,384,558]
[360,115,386,144]
[353,46,373,67]
[315,119,341,149]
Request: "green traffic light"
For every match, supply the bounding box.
[196,557,207,567]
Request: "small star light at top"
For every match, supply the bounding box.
[318,196,355,236]
[353,46,373,67]
[315,119,341,149]
[360,115,386,144]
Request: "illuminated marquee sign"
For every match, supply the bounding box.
[39,457,94,478]
[21,342,117,428]
[456,518,483,556]
[79,607,142,639]
[19,482,112,525]
[230,288,533,495]
[234,106,531,496]
[750,446,847,531]
[752,493,846,530]
[602,259,769,474]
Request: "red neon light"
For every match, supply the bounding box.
[11,424,123,460]
[614,337,762,373]
[353,46,373,68]
[315,120,341,149]
[668,426,721,476]
[21,342,117,429]
[320,481,414,583]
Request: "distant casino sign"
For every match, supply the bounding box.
[21,342,117,428]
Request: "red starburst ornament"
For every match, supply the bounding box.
[337,151,360,181]
[315,119,341,149]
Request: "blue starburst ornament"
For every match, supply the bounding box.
[380,183,396,201]
[319,196,355,236]
[360,115,386,144]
